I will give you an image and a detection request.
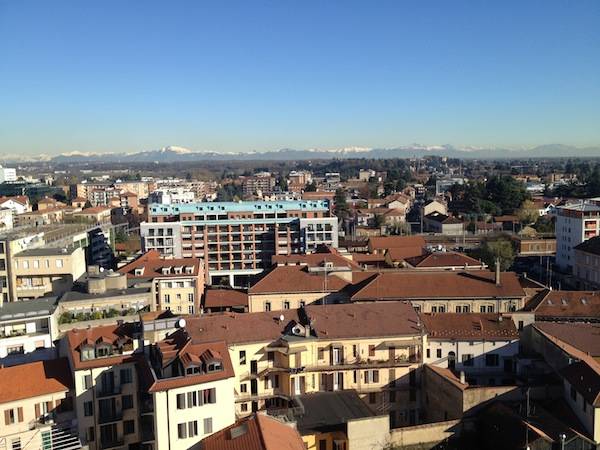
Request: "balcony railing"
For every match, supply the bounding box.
[100,438,124,450]
[97,385,122,398]
[98,410,123,424]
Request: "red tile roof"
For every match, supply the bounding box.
[0,358,73,404]
[271,246,360,270]
[204,289,248,309]
[65,323,138,370]
[368,235,426,251]
[421,313,519,341]
[524,290,600,318]
[385,246,427,262]
[351,271,524,301]
[201,414,305,450]
[186,302,421,345]
[118,250,201,278]
[533,322,600,358]
[405,251,483,268]
[249,265,350,294]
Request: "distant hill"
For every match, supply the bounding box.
[3,144,600,163]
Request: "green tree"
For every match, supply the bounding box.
[473,235,515,271]
[304,181,317,192]
[333,188,349,220]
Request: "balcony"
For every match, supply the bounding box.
[100,438,124,450]
[97,385,122,398]
[98,410,123,424]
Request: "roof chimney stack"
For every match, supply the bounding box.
[495,257,501,286]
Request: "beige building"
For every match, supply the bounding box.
[73,206,112,224]
[118,250,204,314]
[0,358,81,450]
[182,302,424,429]
[11,246,86,301]
[64,323,141,450]
[15,208,66,227]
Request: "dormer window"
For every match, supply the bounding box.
[207,362,222,373]
[162,266,172,275]
[174,266,183,274]
[96,344,112,358]
[186,366,201,375]
[81,345,95,361]
[185,266,194,274]
[134,267,145,276]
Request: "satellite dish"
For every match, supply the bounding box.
[99,267,105,272]
[177,318,186,328]
[279,314,285,322]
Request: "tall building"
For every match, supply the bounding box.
[140,201,338,286]
[555,200,600,271]
[0,165,17,183]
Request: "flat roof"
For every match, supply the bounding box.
[0,296,58,321]
[16,247,78,257]
[59,287,151,302]
[148,200,329,216]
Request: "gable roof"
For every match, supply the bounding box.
[201,414,305,450]
[533,322,600,358]
[560,361,600,407]
[351,271,524,301]
[0,358,73,404]
[118,250,201,278]
[421,313,519,341]
[523,289,600,318]
[404,251,483,268]
[249,265,349,294]
[271,246,360,270]
[574,236,600,255]
[204,289,249,309]
[185,302,421,346]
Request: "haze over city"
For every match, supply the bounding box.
[1,0,600,157]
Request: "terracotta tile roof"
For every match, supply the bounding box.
[138,339,235,392]
[249,265,350,294]
[204,289,248,308]
[404,251,483,268]
[424,364,467,391]
[201,413,305,450]
[76,206,112,214]
[368,235,426,251]
[65,322,138,370]
[0,358,73,404]
[118,250,201,278]
[533,322,600,358]
[385,246,427,262]
[350,253,386,263]
[421,313,519,341]
[186,302,421,345]
[351,271,524,301]
[523,289,600,318]
[271,246,360,270]
[560,361,600,406]
[0,195,29,206]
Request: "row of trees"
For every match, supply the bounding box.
[449,176,529,216]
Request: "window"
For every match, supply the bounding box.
[318,347,325,360]
[188,293,194,302]
[462,354,474,366]
[122,394,133,410]
[241,403,248,412]
[11,438,20,450]
[56,259,63,268]
[426,348,431,358]
[201,388,216,404]
[239,350,246,365]
[188,421,198,437]
[164,294,170,304]
[7,345,24,355]
[124,420,135,435]
[319,439,327,450]
[22,261,29,269]
[485,354,499,367]
[87,427,95,442]
[267,351,274,362]
[203,417,213,434]
[188,305,194,314]
[33,260,39,269]
[120,368,132,384]
[176,393,186,409]
[178,423,187,439]
[436,349,442,359]
[265,301,271,311]
[187,391,198,407]
[283,301,290,310]
[352,345,358,358]
[369,345,375,357]
[84,401,94,417]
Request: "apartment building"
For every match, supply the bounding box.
[11,247,85,301]
[118,250,204,314]
[242,173,276,197]
[0,358,81,450]
[64,323,142,450]
[137,335,236,449]
[149,187,195,204]
[141,201,338,286]
[73,206,112,224]
[556,200,600,271]
[0,195,31,214]
[0,165,17,183]
[421,313,520,385]
[179,302,424,428]
[0,297,59,366]
[15,207,65,227]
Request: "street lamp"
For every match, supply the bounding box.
[560,433,566,450]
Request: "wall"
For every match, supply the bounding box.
[346,415,390,450]
[388,419,460,449]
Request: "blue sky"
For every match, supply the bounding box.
[1,0,599,155]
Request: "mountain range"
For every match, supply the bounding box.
[2,144,600,164]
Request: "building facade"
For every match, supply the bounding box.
[141,201,338,286]
[556,200,600,271]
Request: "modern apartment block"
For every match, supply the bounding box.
[140,201,338,286]
[556,199,600,271]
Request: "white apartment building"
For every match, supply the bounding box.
[556,200,600,271]
[148,187,196,204]
[421,313,520,386]
[0,165,17,183]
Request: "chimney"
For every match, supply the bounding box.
[460,371,466,384]
[495,257,501,286]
